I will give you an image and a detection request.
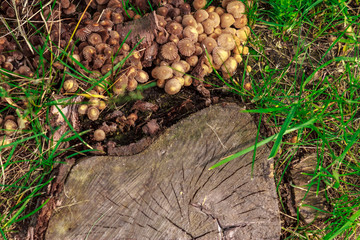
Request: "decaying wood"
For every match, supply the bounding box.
[45,103,281,239]
[116,11,161,48]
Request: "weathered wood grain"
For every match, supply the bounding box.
[46,103,280,240]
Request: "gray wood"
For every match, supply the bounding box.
[46,103,280,240]
[291,154,329,223]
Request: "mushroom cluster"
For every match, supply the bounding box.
[0,112,30,150]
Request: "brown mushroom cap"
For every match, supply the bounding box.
[193,0,207,10]
[182,26,198,42]
[82,45,96,61]
[179,3,191,15]
[177,38,195,57]
[182,15,197,27]
[186,55,198,66]
[198,33,207,42]
[212,47,230,65]
[236,26,251,42]
[4,119,17,135]
[183,75,193,86]
[194,9,209,23]
[221,56,237,76]
[206,5,216,13]
[112,12,124,24]
[63,79,79,92]
[217,33,236,51]
[208,12,220,27]
[88,33,103,46]
[168,8,181,18]
[151,66,173,80]
[156,31,169,44]
[157,79,166,88]
[157,6,168,17]
[171,62,186,77]
[78,104,88,115]
[113,75,128,95]
[18,66,33,77]
[165,78,182,95]
[202,37,217,53]
[220,13,235,28]
[221,0,233,8]
[160,42,179,61]
[94,129,106,141]
[127,78,138,91]
[234,15,248,29]
[202,19,215,34]
[166,21,183,36]
[135,69,149,83]
[215,7,226,16]
[180,60,190,72]
[227,1,246,18]
[169,34,180,44]
[196,23,204,34]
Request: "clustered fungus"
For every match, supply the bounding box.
[1,0,252,134]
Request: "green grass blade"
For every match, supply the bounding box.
[268,105,297,159]
[209,117,317,170]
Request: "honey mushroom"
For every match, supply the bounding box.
[94,129,106,141]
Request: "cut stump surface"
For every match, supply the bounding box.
[46,103,281,240]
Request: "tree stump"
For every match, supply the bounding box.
[45,103,281,239]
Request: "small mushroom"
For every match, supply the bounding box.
[215,7,225,16]
[88,33,103,46]
[178,38,195,57]
[112,12,124,24]
[202,19,215,34]
[202,37,217,53]
[182,15,197,28]
[236,26,251,42]
[98,100,107,110]
[194,9,209,23]
[234,15,248,29]
[0,135,12,147]
[182,26,198,42]
[157,6,168,17]
[94,129,106,141]
[78,104,88,115]
[227,1,246,18]
[151,66,173,80]
[160,42,179,61]
[127,78,138,91]
[217,33,236,51]
[18,66,34,78]
[157,79,166,88]
[193,0,207,10]
[4,119,17,135]
[183,75,193,86]
[220,13,235,28]
[186,55,198,66]
[166,21,183,36]
[212,47,230,65]
[82,45,96,61]
[221,56,237,77]
[63,79,79,92]
[179,3,191,15]
[171,62,186,77]
[156,31,168,44]
[135,70,149,83]
[113,75,128,95]
[208,12,220,27]
[165,78,182,95]
[87,107,100,121]
[244,82,252,91]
